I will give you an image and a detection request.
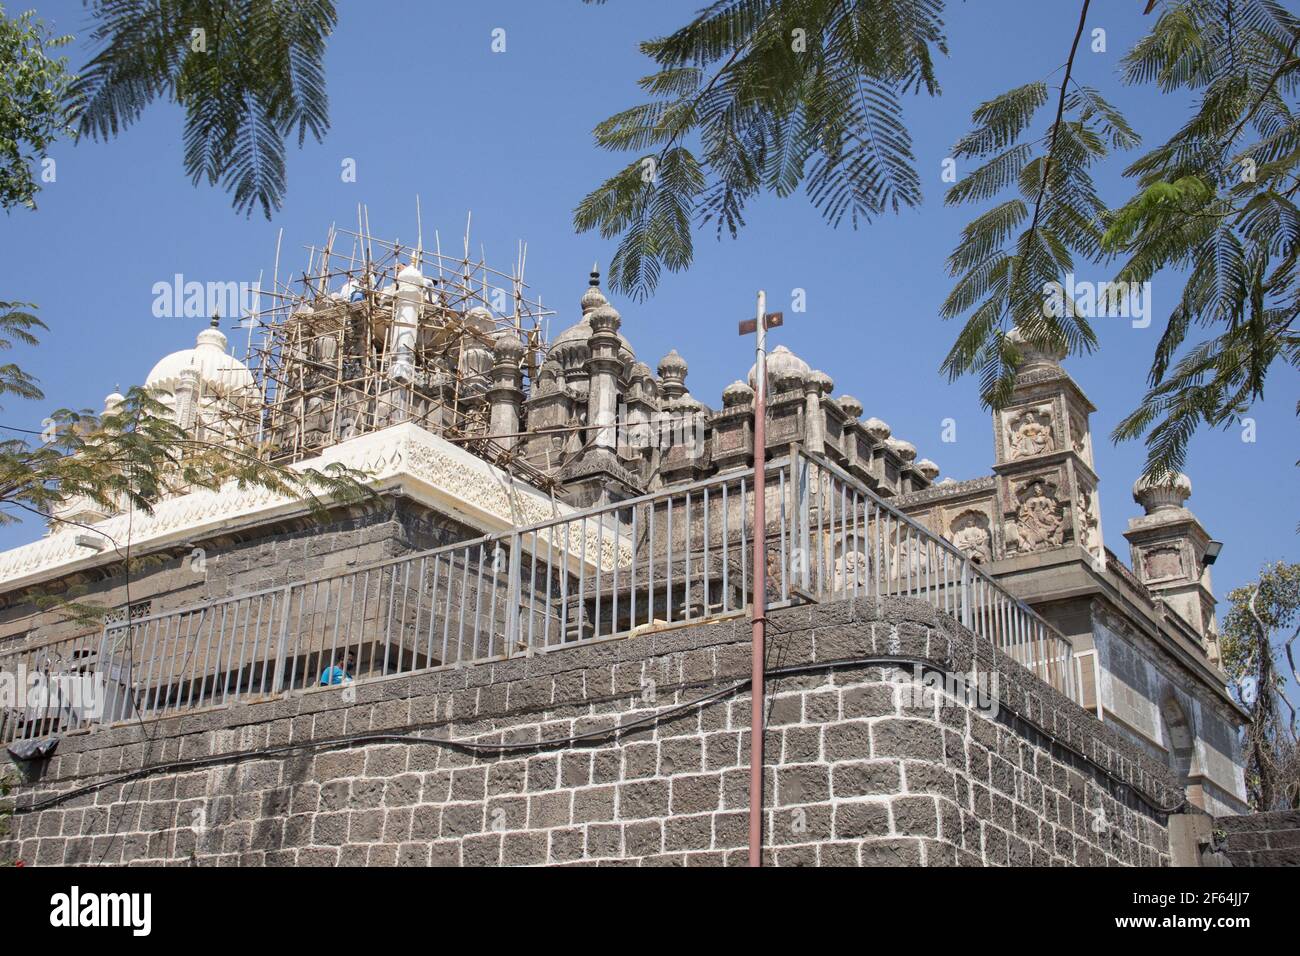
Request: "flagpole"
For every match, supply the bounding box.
[748,289,767,867]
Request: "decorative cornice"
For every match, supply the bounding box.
[893,475,996,507]
[0,424,593,593]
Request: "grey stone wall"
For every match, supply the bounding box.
[1,598,1178,866]
[0,497,476,650]
[1212,811,1300,867]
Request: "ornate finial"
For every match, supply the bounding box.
[210,313,220,328]
[863,417,891,442]
[1133,472,1193,514]
[722,380,754,408]
[837,395,864,419]
[581,263,609,314]
[886,437,917,462]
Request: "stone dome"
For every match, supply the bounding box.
[464,306,496,334]
[492,329,525,361]
[886,438,917,462]
[144,318,255,396]
[551,316,635,369]
[915,459,940,481]
[1006,327,1067,368]
[809,370,834,394]
[748,344,810,392]
[658,349,688,379]
[552,268,634,368]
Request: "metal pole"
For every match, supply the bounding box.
[748,290,768,868]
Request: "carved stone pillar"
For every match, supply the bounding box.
[1124,473,1220,651]
[174,365,201,433]
[487,331,525,450]
[991,329,1102,561]
[586,301,622,451]
[804,370,832,456]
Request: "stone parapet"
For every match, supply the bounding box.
[1,597,1176,866]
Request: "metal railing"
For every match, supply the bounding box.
[790,453,1078,702]
[0,449,1077,745]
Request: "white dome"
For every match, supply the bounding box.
[145,321,255,395]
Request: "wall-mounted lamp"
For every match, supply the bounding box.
[1203,540,1223,566]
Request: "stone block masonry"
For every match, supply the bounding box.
[1,597,1179,866]
[1211,811,1300,867]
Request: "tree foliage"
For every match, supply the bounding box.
[939,65,1138,409]
[575,0,947,300]
[1104,0,1300,480]
[0,301,370,624]
[71,0,337,218]
[1221,560,1300,810]
[0,5,76,210]
[575,1,1298,479]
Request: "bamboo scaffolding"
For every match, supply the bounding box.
[199,216,560,489]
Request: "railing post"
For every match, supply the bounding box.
[505,532,522,655]
[270,585,294,694]
[796,450,811,593]
[960,559,972,630]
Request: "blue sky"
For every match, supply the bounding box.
[2,0,1296,623]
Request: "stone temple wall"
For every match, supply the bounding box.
[0,497,475,650]
[1,598,1179,867]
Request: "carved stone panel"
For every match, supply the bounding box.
[1005,406,1055,460]
[889,535,931,576]
[1007,476,1065,553]
[833,534,869,592]
[948,509,993,564]
[1069,408,1092,464]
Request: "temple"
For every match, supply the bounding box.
[0,225,1250,868]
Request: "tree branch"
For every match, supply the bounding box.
[1028,0,1092,236]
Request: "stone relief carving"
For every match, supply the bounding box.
[1069,409,1090,460]
[949,509,992,564]
[1076,486,1100,556]
[1006,407,1054,459]
[1011,478,1065,552]
[890,534,931,576]
[833,534,869,591]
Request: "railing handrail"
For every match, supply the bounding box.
[103,456,793,633]
[793,448,1072,656]
[3,444,1082,748]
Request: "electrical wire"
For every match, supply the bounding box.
[9,653,1184,817]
